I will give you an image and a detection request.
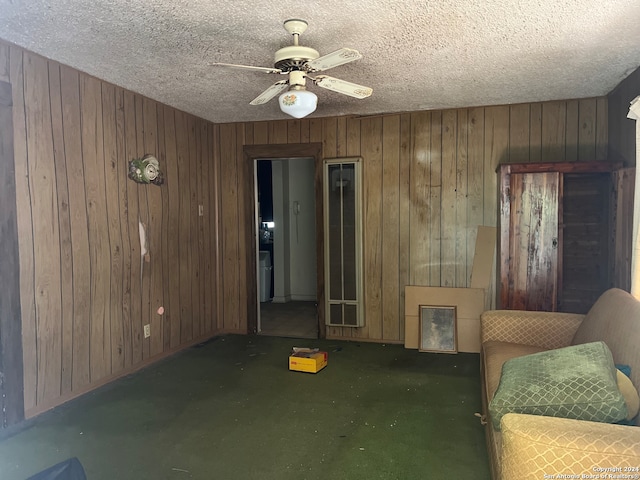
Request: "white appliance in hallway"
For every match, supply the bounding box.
[259,250,272,302]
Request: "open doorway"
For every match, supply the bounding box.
[256,157,318,339]
[243,143,324,338]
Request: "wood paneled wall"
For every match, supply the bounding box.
[224,100,609,343]
[1,41,228,417]
[1,39,612,417]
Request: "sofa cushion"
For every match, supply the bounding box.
[489,341,628,430]
[482,341,547,403]
[571,288,640,401]
[500,413,640,480]
[617,369,640,421]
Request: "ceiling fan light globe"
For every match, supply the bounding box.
[278,90,317,119]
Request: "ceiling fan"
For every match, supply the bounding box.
[212,19,373,118]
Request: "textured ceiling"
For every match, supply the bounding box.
[1,0,640,123]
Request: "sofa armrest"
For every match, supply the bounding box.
[501,413,640,480]
[481,310,584,350]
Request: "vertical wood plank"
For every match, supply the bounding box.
[123,90,143,365]
[382,115,400,341]
[235,123,249,334]
[398,113,411,342]
[309,118,323,143]
[467,107,485,260]
[455,109,469,287]
[596,97,608,162]
[189,115,203,337]
[578,98,597,161]
[300,119,310,143]
[195,119,206,337]
[529,103,542,163]
[47,63,74,395]
[102,83,124,374]
[323,118,338,158]
[0,75,25,425]
[59,66,92,389]
[114,86,133,369]
[163,106,181,348]
[441,110,457,287]
[220,123,240,331]
[200,121,213,335]
[541,101,567,161]
[253,122,268,144]
[565,100,580,162]
[80,73,111,382]
[509,104,529,163]
[212,125,224,331]
[409,111,431,285]
[484,106,509,228]
[24,52,63,403]
[243,122,254,146]
[156,104,171,351]
[269,120,287,144]
[175,110,193,341]
[346,117,361,158]
[429,111,442,286]
[360,117,383,339]
[336,117,347,157]
[209,124,220,334]
[287,120,300,143]
[10,46,38,411]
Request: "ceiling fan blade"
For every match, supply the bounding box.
[306,48,363,72]
[212,62,283,74]
[250,80,290,105]
[313,75,373,99]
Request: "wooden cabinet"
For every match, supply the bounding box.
[497,162,632,313]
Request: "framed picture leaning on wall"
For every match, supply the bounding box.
[418,305,457,353]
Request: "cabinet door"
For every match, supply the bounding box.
[507,172,560,311]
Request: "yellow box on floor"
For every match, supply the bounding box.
[289,348,328,373]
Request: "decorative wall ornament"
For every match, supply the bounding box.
[128,154,164,185]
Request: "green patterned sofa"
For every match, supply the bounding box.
[480,288,640,480]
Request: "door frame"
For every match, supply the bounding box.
[243,143,324,337]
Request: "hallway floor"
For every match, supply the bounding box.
[259,300,318,339]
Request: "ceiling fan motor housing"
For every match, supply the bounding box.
[274,46,319,71]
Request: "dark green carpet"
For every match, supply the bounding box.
[0,335,490,479]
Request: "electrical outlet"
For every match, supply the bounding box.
[198,205,204,216]
[144,324,151,338]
